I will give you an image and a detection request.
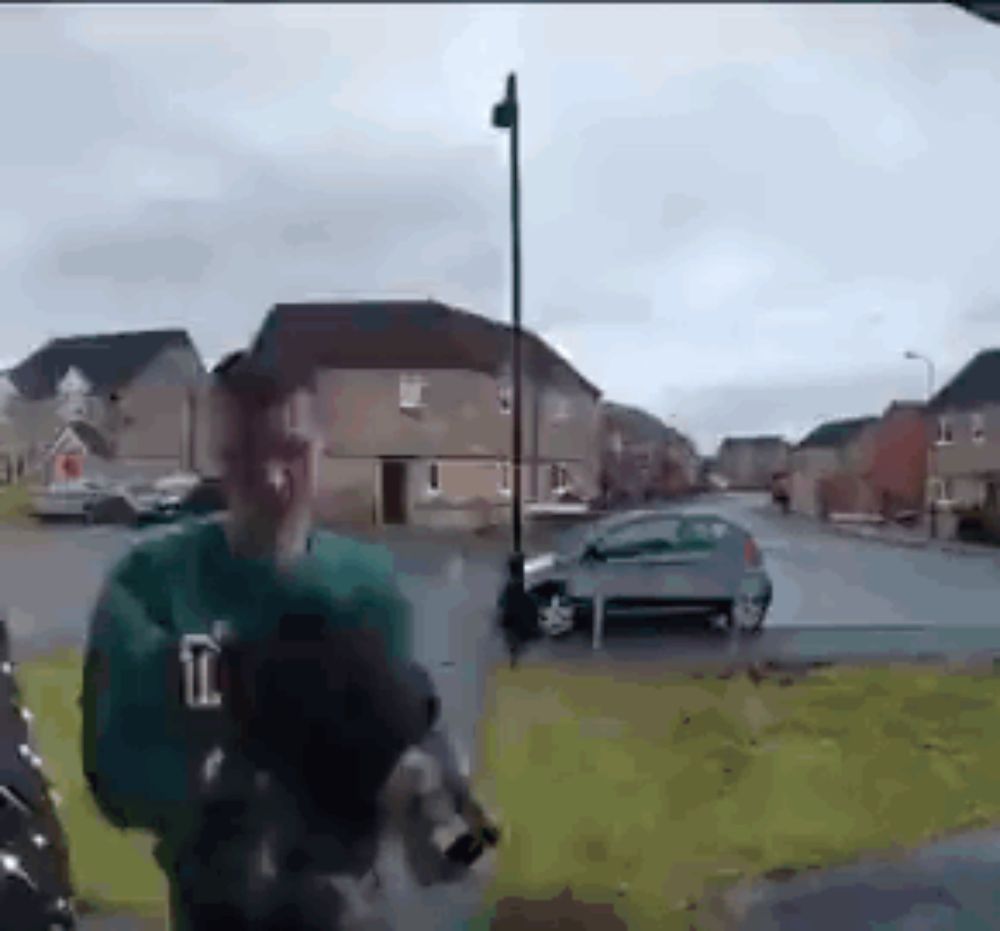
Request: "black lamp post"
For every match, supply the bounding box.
[492,73,532,665]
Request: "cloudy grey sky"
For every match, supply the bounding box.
[3,4,1000,454]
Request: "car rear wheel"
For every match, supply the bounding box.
[725,593,767,634]
[537,593,576,638]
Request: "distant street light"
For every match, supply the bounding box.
[904,350,936,401]
[904,350,938,540]
[492,73,530,666]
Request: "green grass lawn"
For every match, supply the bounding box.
[16,649,168,921]
[475,662,1000,929]
[0,480,33,526]
[17,651,1000,929]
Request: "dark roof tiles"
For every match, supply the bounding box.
[929,349,1000,413]
[8,329,196,400]
[250,301,601,398]
[797,416,878,449]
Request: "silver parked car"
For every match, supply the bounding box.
[30,479,110,521]
[523,509,773,637]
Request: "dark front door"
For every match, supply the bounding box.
[381,459,408,525]
[985,479,999,515]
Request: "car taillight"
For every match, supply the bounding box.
[744,538,761,567]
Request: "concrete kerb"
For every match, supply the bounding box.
[827,523,929,550]
[827,521,1000,560]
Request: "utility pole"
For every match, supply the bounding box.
[905,351,937,539]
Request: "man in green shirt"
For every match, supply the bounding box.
[81,349,493,929]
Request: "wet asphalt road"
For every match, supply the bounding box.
[4,492,1000,671]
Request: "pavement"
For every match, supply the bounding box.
[4,495,1000,928]
[718,826,1000,930]
[826,516,1000,561]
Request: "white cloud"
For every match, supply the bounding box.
[3,4,1000,450]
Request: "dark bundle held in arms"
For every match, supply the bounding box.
[173,614,489,930]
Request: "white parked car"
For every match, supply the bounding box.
[30,480,111,521]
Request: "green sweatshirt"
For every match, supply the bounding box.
[80,516,413,846]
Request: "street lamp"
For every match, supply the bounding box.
[492,73,532,665]
[904,350,938,539]
[904,350,936,401]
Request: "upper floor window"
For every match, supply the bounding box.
[936,416,954,446]
[549,392,571,423]
[400,373,426,410]
[428,461,441,494]
[972,412,986,445]
[498,381,512,415]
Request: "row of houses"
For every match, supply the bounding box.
[598,402,700,506]
[714,436,791,490]
[0,300,702,529]
[788,402,928,522]
[757,347,1000,540]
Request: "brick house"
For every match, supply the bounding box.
[0,329,209,486]
[925,348,1000,537]
[864,401,928,519]
[789,416,878,518]
[599,401,700,505]
[249,300,603,529]
[716,436,790,490]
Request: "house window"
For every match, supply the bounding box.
[550,462,570,494]
[936,416,953,445]
[498,381,512,414]
[972,412,986,445]
[498,461,510,495]
[931,478,953,503]
[428,461,441,494]
[400,374,426,410]
[550,393,571,422]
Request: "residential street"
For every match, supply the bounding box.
[3,495,1000,928]
[5,492,1000,737]
[0,495,1000,672]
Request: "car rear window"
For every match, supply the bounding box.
[678,519,731,547]
[597,516,731,556]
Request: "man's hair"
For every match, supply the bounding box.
[211,350,317,407]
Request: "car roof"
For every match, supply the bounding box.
[592,509,734,532]
[560,508,744,551]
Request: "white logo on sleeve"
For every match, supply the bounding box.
[180,633,223,709]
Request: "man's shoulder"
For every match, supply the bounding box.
[111,517,221,580]
[308,529,396,579]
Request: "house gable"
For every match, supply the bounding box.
[252,300,601,401]
[47,420,112,461]
[8,329,200,401]
[57,366,91,396]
